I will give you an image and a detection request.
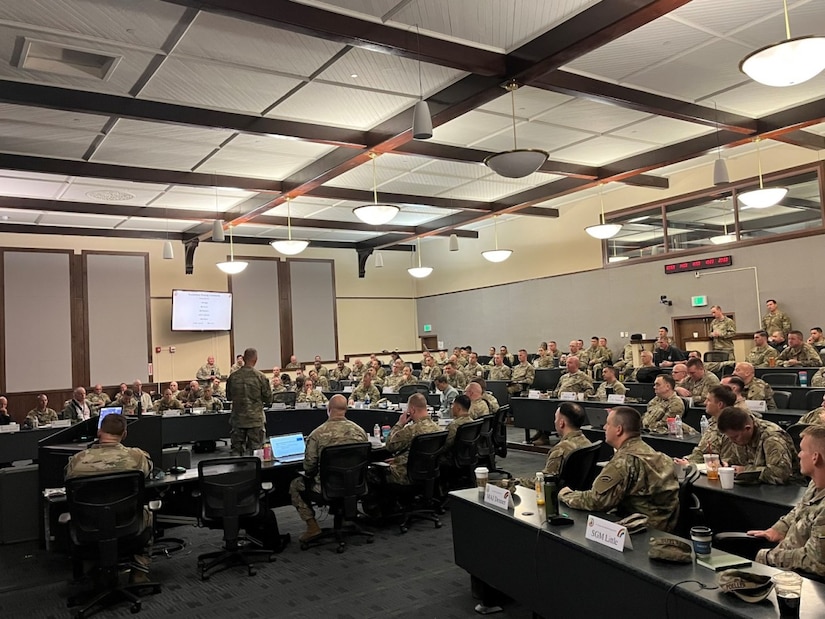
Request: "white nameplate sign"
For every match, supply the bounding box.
[483,483,514,510]
[295,402,310,409]
[272,403,286,410]
[528,390,541,399]
[53,419,71,428]
[745,399,767,413]
[585,514,633,552]
[607,394,626,404]
[0,423,20,433]
[343,386,353,393]
[162,410,181,417]
[560,392,577,401]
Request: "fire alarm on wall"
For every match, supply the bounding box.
[169,346,176,353]
[155,346,161,354]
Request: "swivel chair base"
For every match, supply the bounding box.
[300,516,375,554]
[68,568,161,619]
[197,539,275,580]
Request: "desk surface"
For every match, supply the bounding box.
[0,426,64,463]
[450,487,825,618]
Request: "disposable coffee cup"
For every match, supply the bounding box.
[718,466,735,489]
[576,393,585,401]
[474,467,489,496]
[253,449,264,461]
[673,460,687,481]
[703,453,720,480]
[690,525,712,557]
[772,571,802,617]
[692,332,699,338]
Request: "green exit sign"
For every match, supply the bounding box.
[423,324,432,332]
[691,295,708,307]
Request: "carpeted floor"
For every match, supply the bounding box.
[0,447,546,619]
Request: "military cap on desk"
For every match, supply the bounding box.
[648,537,692,563]
[718,570,774,603]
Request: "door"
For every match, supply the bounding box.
[421,335,438,351]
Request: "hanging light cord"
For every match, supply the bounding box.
[783,0,791,40]
[416,24,423,100]
[756,139,765,189]
[286,197,293,240]
[493,215,500,250]
[510,83,518,149]
[417,237,422,267]
[228,224,235,260]
[714,102,722,157]
[371,153,379,205]
[599,185,607,225]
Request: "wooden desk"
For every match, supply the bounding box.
[450,487,825,618]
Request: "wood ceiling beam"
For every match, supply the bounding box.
[769,130,825,151]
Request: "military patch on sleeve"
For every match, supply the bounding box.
[598,475,612,483]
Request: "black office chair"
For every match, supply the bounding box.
[773,390,792,409]
[476,414,503,476]
[388,431,448,534]
[299,443,374,553]
[477,355,492,365]
[558,441,603,491]
[763,373,798,386]
[786,423,808,452]
[272,391,297,407]
[328,379,341,391]
[443,419,484,490]
[398,383,430,399]
[703,351,730,363]
[412,369,422,378]
[63,470,161,618]
[492,404,509,461]
[805,389,825,411]
[673,463,705,539]
[196,457,275,580]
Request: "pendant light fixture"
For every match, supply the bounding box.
[216,223,248,274]
[740,0,825,87]
[374,251,384,268]
[481,215,512,263]
[585,184,622,239]
[484,82,548,178]
[710,198,736,245]
[407,237,433,278]
[448,233,459,252]
[411,24,432,140]
[712,103,729,186]
[271,197,309,255]
[738,139,788,209]
[353,153,400,225]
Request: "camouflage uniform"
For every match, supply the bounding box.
[285,362,301,370]
[762,311,792,338]
[614,343,642,376]
[445,371,468,391]
[26,407,59,425]
[229,362,243,374]
[686,417,724,464]
[746,345,779,367]
[509,362,535,394]
[462,362,486,380]
[710,316,736,356]
[534,355,555,369]
[777,343,823,367]
[313,375,330,390]
[586,346,611,374]
[225,365,272,456]
[271,384,287,394]
[330,366,351,381]
[119,399,138,416]
[444,415,475,452]
[419,364,442,382]
[554,371,594,397]
[386,417,441,484]
[744,377,776,410]
[756,481,825,576]
[297,389,328,406]
[155,398,183,413]
[86,392,111,416]
[383,372,407,391]
[678,372,720,405]
[196,363,222,383]
[194,396,221,412]
[559,436,680,532]
[350,383,380,406]
[288,418,368,522]
[595,380,627,401]
[812,368,825,388]
[349,364,366,382]
[800,407,825,425]
[488,365,512,381]
[314,365,329,379]
[481,392,500,414]
[517,430,592,487]
[719,417,799,485]
[468,398,491,420]
[643,393,685,433]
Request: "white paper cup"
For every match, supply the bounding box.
[673,460,687,481]
[253,449,264,461]
[718,466,735,489]
[474,466,489,495]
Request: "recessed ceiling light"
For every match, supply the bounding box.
[86,189,135,201]
[0,215,9,220]
[350,73,358,78]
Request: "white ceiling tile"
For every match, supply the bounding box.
[0,177,65,199]
[414,158,490,179]
[116,217,200,232]
[708,72,825,117]
[69,178,170,192]
[432,110,516,147]
[0,119,99,159]
[722,0,825,45]
[547,135,655,166]
[263,199,333,219]
[61,182,164,205]
[0,170,69,183]
[438,179,544,201]
[378,172,459,197]
[387,211,444,226]
[473,120,592,153]
[326,163,403,189]
[669,0,787,37]
[294,0,400,20]
[0,103,108,132]
[149,186,256,212]
[320,229,381,242]
[38,211,126,228]
[0,208,43,224]
[537,99,651,133]
[199,147,323,180]
[297,203,372,224]
[610,116,713,145]
[478,86,573,119]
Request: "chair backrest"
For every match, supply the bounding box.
[558,440,603,490]
[806,389,825,411]
[492,404,509,458]
[450,419,484,468]
[399,383,430,399]
[773,390,792,409]
[406,430,448,483]
[786,423,807,452]
[703,351,729,363]
[763,372,798,386]
[319,442,371,502]
[272,391,297,407]
[66,470,146,547]
[477,355,492,365]
[198,457,261,523]
[476,414,495,458]
[674,463,704,538]
[328,379,341,391]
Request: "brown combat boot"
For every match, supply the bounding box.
[299,518,322,542]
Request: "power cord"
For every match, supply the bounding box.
[664,579,719,619]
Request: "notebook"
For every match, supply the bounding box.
[97,406,123,429]
[585,407,609,430]
[269,433,307,463]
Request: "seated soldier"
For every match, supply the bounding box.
[155,388,183,413]
[308,369,329,391]
[383,360,407,391]
[347,371,380,408]
[746,330,779,368]
[732,362,777,410]
[681,385,737,465]
[194,385,221,412]
[594,366,626,400]
[464,382,491,419]
[26,393,59,426]
[297,379,328,406]
[443,362,468,391]
[508,349,535,395]
[86,385,112,416]
[720,375,755,413]
[119,389,138,416]
[777,330,822,367]
[443,394,475,453]
[271,374,287,394]
[471,377,500,414]
[559,407,680,532]
[811,367,825,388]
[399,365,416,387]
[642,374,685,433]
[419,355,442,382]
[748,425,825,578]
[487,354,512,381]
[801,392,825,425]
[675,358,720,406]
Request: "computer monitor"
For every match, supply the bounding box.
[97,406,123,429]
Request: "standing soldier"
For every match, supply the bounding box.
[225,348,271,456]
[761,299,792,338]
[709,305,736,359]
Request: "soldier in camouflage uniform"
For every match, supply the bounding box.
[464,382,492,419]
[717,406,799,485]
[117,390,138,416]
[746,330,779,367]
[614,334,644,379]
[463,352,486,380]
[288,394,368,541]
[308,369,330,391]
[777,330,823,367]
[675,358,720,405]
[585,337,611,376]
[488,354,512,381]
[229,354,244,374]
[559,406,679,532]
[761,299,792,338]
[443,394,476,453]
[194,386,221,412]
[65,413,153,582]
[330,361,351,381]
[733,362,777,410]
[271,374,287,394]
[595,366,627,401]
[553,357,594,398]
[534,347,556,369]
[443,362,468,390]
[811,367,825,388]
[517,402,592,488]
[419,356,442,383]
[750,425,825,577]
[86,384,112,416]
[800,393,825,425]
[683,385,737,464]
[297,379,328,406]
[285,355,300,370]
[196,355,222,385]
[225,348,271,456]
[348,372,380,407]
[709,305,736,359]
[155,389,183,413]
[384,393,441,484]
[350,359,366,382]
[312,357,329,380]
[471,377,500,414]
[643,374,686,433]
[25,394,59,426]
[383,361,407,391]
[509,349,535,394]
[399,365,417,387]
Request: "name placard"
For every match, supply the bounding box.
[585,515,633,552]
[560,392,577,401]
[162,410,181,417]
[295,402,310,409]
[0,423,20,433]
[343,386,353,393]
[483,484,514,510]
[53,419,71,428]
[607,394,626,404]
[745,400,767,413]
[272,403,286,410]
[528,390,541,399]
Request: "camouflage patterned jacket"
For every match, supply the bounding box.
[719,417,799,485]
[559,436,680,532]
[297,389,328,406]
[445,371,468,390]
[801,407,825,425]
[534,355,556,369]
[777,344,823,367]
[26,407,59,425]
[444,415,475,451]
[744,377,776,410]
[710,316,736,352]
[303,418,367,480]
[468,398,491,419]
[812,368,825,388]
[511,362,535,387]
[330,366,351,381]
[349,384,380,406]
[761,311,792,337]
[678,372,720,405]
[155,398,183,413]
[462,362,486,380]
[386,417,441,484]
[643,393,685,433]
[488,365,512,381]
[542,430,592,478]
[226,365,272,428]
[419,365,442,382]
[687,416,724,464]
[746,345,779,367]
[554,371,594,396]
[595,380,627,401]
[86,392,111,415]
[65,442,152,479]
[481,392,500,414]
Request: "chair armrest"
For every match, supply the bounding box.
[148,500,162,511]
[58,512,71,525]
[715,532,761,542]
[262,482,273,491]
[370,461,391,468]
[713,532,775,559]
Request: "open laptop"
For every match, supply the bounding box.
[268,432,307,463]
[584,407,609,430]
[97,406,123,429]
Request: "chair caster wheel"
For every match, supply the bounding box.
[130,602,141,613]
[300,542,309,550]
[400,526,408,534]
[366,537,375,544]
[336,545,345,554]
[268,553,277,562]
[435,521,442,529]
[249,568,257,576]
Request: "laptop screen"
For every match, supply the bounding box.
[98,406,123,429]
[269,433,306,459]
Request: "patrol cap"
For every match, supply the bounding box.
[718,570,774,603]
[630,333,643,342]
[648,537,692,563]
[616,512,648,535]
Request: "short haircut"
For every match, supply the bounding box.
[445,361,456,369]
[408,393,428,410]
[591,336,598,341]
[656,374,675,389]
[453,394,471,411]
[123,388,134,397]
[243,347,257,363]
[686,358,704,369]
[724,375,746,392]
[100,413,128,436]
[801,425,825,455]
[717,407,751,432]
[659,326,669,333]
[709,385,737,407]
[766,299,776,305]
[557,401,585,429]
[435,375,449,386]
[754,330,768,338]
[788,330,804,339]
[611,406,641,436]
[602,365,616,375]
[471,377,487,390]
[518,348,527,354]
[813,327,824,334]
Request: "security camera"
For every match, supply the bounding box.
[660,295,673,307]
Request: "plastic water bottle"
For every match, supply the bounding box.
[373,424,381,439]
[382,425,391,442]
[700,415,709,436]
[667,417,676,435]
[364,395,371,407]
[674,416,683,439]
[799,371,808,387]
[535,472,545,506]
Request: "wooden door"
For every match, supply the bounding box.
[421,335,438,351]
[673,317,709,350]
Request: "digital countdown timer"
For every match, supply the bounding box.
[664,255,732,274]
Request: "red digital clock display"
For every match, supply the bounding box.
[664,255,732,274]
